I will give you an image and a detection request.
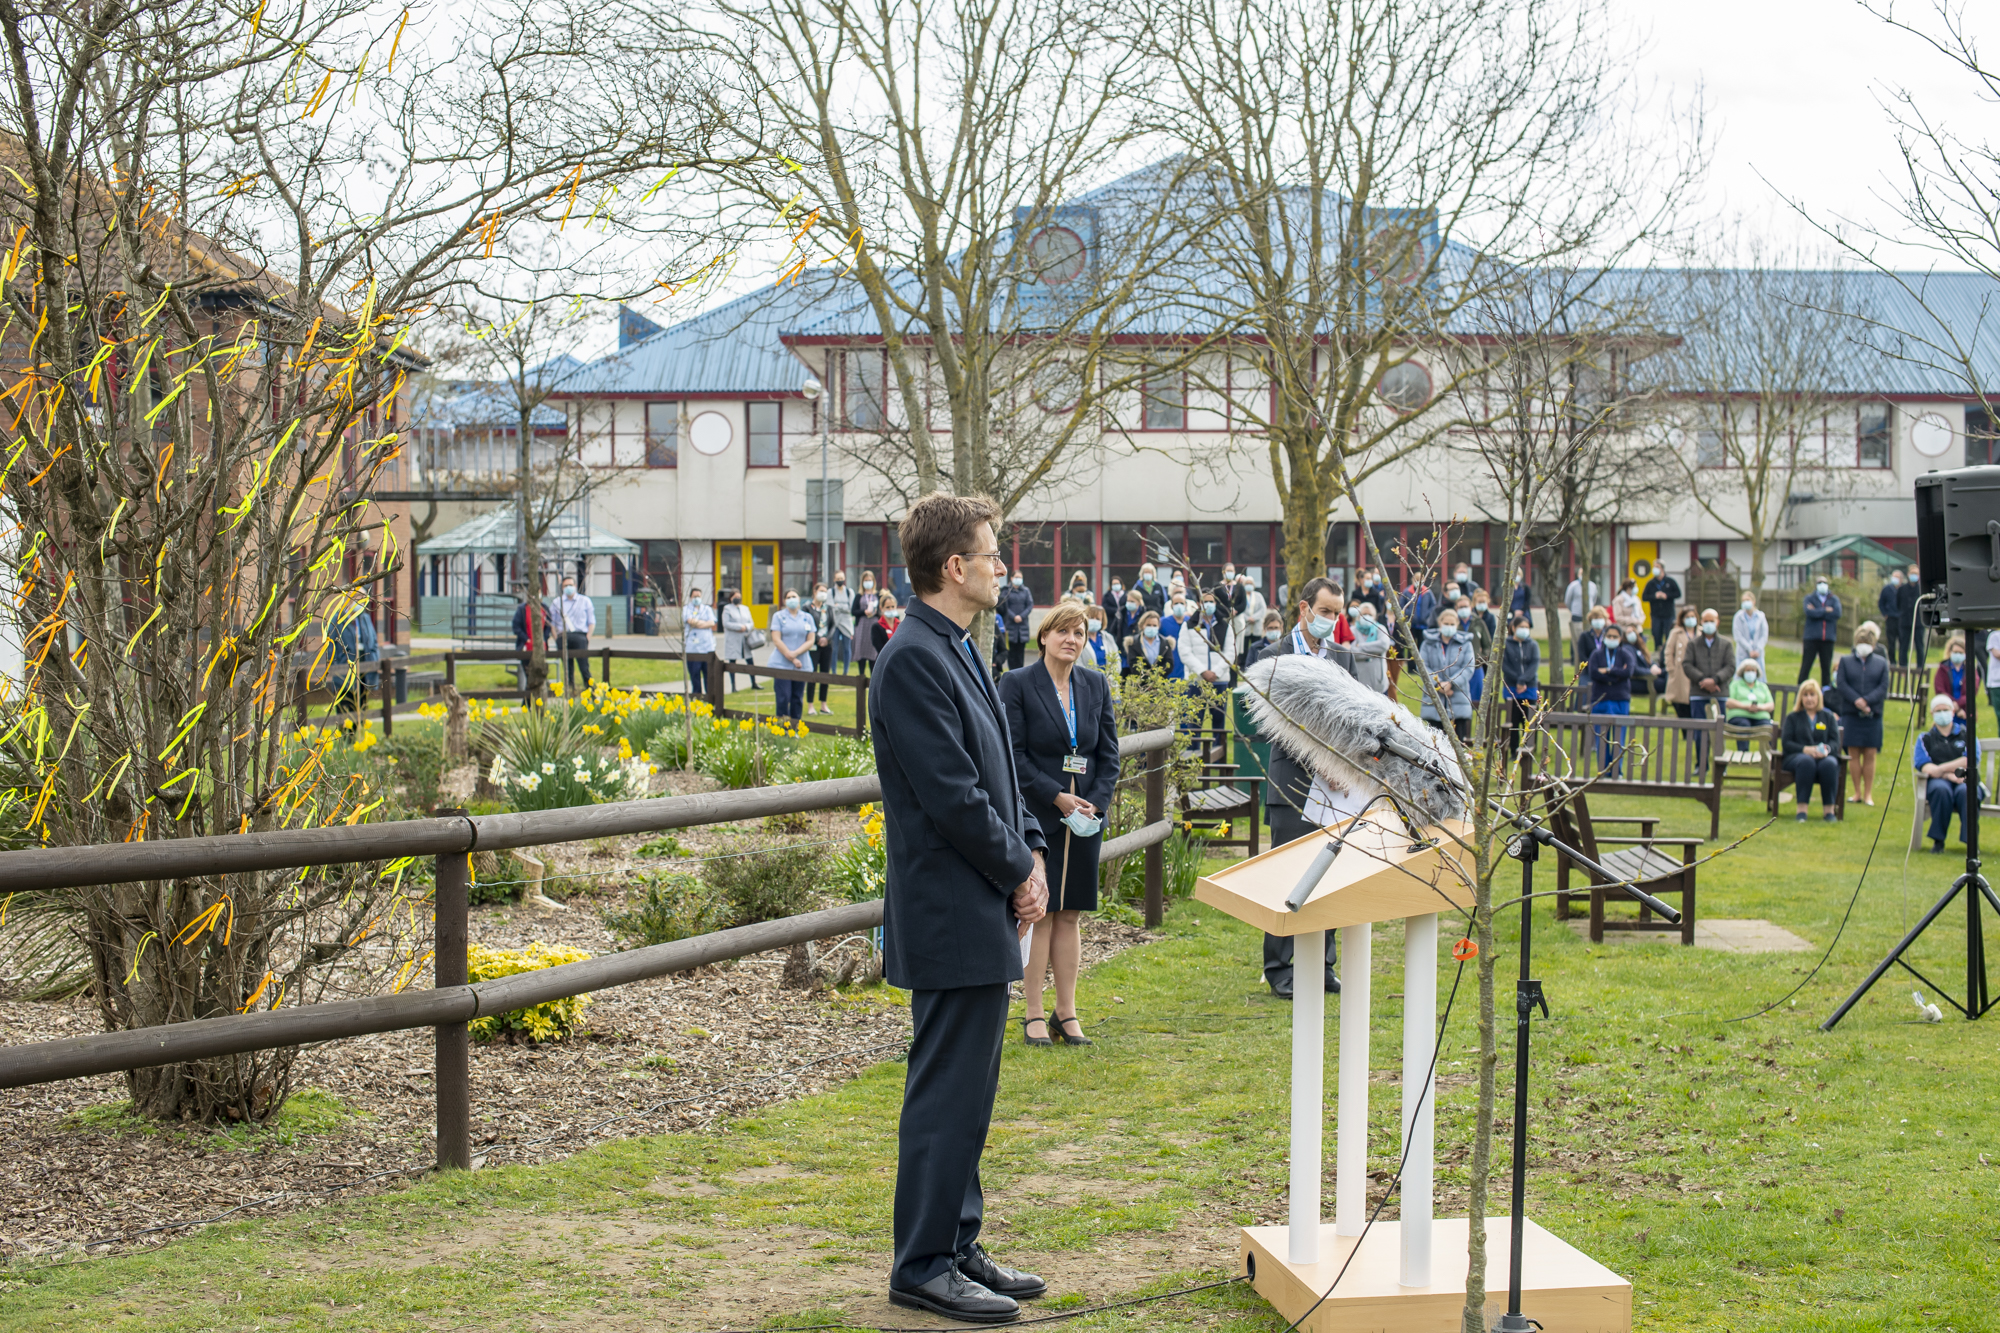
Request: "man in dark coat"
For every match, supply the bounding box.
[1879,570,1909,668]
[1642,567,1681,654]
[997,575,1036,673]
[1246,577,1347,998]
[1899,563,1925,669]
[871,493,1050,1324]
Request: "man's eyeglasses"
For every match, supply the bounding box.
[954,551,1007,570]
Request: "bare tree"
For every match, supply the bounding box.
[635,0,1195,546]
[1143,0,1704,604]
[0,0,720,1122]
[1638,252,1864,600]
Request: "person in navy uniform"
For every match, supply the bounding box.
[870,493,1051,1324]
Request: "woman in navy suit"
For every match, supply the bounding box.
[998,601,1121,1047]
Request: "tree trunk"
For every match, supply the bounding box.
[1461,829,1501,1332]
[1278,440,1333,605]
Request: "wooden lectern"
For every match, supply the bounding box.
[1195,810,1632,1333]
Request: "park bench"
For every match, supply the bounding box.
[1527,711,1724,839]
[1536,775,1699,945]
[1180,765,1264,857]
[1886,663,1929,704]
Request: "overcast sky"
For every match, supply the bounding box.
[1630,0,1989,268]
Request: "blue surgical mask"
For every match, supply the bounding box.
[786,596,800,610]
[1935,709,1957,729]
[1952,651,1967,666]
[1142,625,1160,641]
[1062,809,1103,837]
[1513,626,1532,640]
[1308,614,1338,640]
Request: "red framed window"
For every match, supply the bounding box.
[644,402,678,467]
[747,401,784,466]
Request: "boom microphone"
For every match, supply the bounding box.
[1238,652,1467,826]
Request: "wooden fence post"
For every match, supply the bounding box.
[444,652,456,690]
[381,665,393,737]
[601,646,611,686]
[433,830,472,1171]
[855,671,869,739]
[1144,744,1165,929]
[706,651,727,718]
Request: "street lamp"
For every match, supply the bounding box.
[800,376,833,589]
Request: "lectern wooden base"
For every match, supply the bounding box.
[1238,1218,1632,1333]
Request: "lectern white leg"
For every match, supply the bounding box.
[1289,929,1325,1266]
[1335,922,1371,1237]
[1400,912,1437,1288]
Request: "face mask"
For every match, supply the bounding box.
[1603,637,1621,649]
[1011,576,1023,587]
[1308,614,1338,640]
[1514,626,1533,641]
[1087,618,1102,634]
[1223,569,1235,579]
[563,584,576,595]
[1855,642,1873,658]
[1142,625,1160,641]
[1265,627,1283,641]
[1741,599,1754,610]
[886,609,901,621]
[1127,600,1141,612]
[1062,808,1103,837]
[1683,617,1697,630]
[1141,574,1155,586]
[814,591,827,603]
[786,597,800,610]
[1456,571,1470,583]
[1935,710,1957,729]
[1474,601,1488,613]
[862,577,875,588]
[1702,623,1718,637]
[1816,582,1829,595]
[1202,601,1217,615]
[1170,604,1188,620]
[1111,582,1123,593]
[1439,622,1460,637]
[1589,617,1605,631]
[1951,651,1966,666]
[1741,671,1759,684]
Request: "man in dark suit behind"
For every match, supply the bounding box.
[871,492,1051,1325]
[1248,577,1346,998]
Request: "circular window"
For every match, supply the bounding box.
[1364,223,1428,287]
[1027,226,1087,286]
[1911,411,1955,459]
[1029,358,1085,413]
[689,411,733,456]
[1375,361,1432,413]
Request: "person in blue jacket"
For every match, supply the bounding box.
[1584,622,1637,772]
[328,601,379,715]
[1800,578,1842,687]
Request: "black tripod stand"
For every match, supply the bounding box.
[1824,660,2000,1030]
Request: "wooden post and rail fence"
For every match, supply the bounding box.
[0,729,1177,1171]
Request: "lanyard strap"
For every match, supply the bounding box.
[1052,675,1076,749]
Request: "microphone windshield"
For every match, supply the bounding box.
[1239,652,1467,826]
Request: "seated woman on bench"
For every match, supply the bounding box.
[1915,695,1978,853]
[1781,679,1842,824]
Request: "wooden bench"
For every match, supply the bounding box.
[1527,712,1724,839]
[1886,663,1929,704]
[1538,777,1699,945]
[1181,765,1263,856]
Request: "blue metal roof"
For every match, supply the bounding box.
[409,378,569,430]
[558,277,830,396]
[556,160,2000,399]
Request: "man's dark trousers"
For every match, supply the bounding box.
[1887,617,1909,667]
[892,982,1010,1290]
[1261,804,1338,989]
[561,630,592,688]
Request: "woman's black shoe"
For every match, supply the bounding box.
[1054,1014,1093,1046]
[1021,1016,1053,1047]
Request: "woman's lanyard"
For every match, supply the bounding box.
[1054,675,1086,774]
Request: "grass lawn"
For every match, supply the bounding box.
[6,642,1995,1331]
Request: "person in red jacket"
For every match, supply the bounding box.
[1933,632,1980,738]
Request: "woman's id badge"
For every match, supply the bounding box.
[1062,754,1088,774]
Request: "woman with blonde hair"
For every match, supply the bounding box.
[1835,622,1889,804]
[1781,680,1843,823]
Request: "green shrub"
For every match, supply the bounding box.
[377,729,445,812]
[602,871,729,948]
[1111,828,1206,906]
[482,702,648,810]
[774,736,876,784]
[468,850,527,905]
[466,943,591,1042]
[825,804,887,902]
[621,705,692,769]
[704,838,823,923]
[635,833,687,859]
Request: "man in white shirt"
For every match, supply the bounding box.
[1562,576,1600,635]
[551,575,596,690]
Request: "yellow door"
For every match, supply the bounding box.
[715,542,780,628]
[1627,540,1660,631]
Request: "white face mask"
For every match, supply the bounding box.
[1701,622,1718,637]
[1011,576,1023,587]
[1741,600,1754,610]
[1438,621,1460,636]
[1816,582,1830,595]
[690,596,704,606]
[1514,626,1532,640]
[1589,617,1605,631]
[1741,670,1759,684]
[1683,617,1697,630]
[1855,642,1874,658]
[862,577,875,587]
[785,596,800,610]
[1935,710,1957,729]
[1474,601,1488,612]
[1951,651,1967,665]
[1087,618,1102,633]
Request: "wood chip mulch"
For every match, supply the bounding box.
[0,797,1158,1263]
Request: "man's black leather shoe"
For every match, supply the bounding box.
[1326,972,1341,994]
[888,1265,1019,1324]
[1268,974,1294,999]
[957,1241,1047,1299]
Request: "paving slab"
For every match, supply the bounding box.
[1565,917,1813,952]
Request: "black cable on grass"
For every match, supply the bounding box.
[686,1274,1251,1333]
[1721,684,1921,1024]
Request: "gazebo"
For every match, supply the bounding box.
[415,505,639,640]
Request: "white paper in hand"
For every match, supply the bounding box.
[1020,921,1035,968]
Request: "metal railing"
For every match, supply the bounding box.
[0,728,1177,1171]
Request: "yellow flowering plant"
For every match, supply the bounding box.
[466,942,592,1043]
